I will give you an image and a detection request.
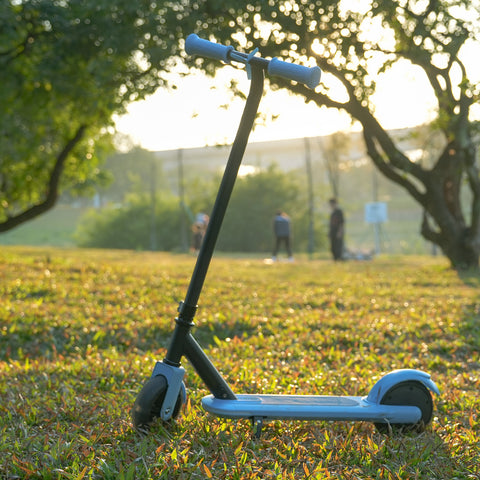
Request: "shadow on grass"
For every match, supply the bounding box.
[0,309,258,362]
[457,267,480,287]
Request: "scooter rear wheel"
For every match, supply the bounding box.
[374,380,433,434]
[131,375,184,430]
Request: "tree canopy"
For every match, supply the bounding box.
[176,0,480,268]
[0,0,187,231]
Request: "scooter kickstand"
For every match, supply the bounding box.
[252,417,264,439]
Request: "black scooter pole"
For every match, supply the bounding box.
[164,62,266,376]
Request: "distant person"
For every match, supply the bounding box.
[328,198,344,261]
[191,222,204,253]
[191,212,209,253]
[272,211,293,261]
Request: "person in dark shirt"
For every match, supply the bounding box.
[328,198,344,261]
[272,211,293,261]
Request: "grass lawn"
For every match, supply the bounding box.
[0,247,479,479]
[0,205,88,248]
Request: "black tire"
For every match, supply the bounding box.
[131,375,184,430]
[374,380,433,435]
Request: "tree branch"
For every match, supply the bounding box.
[279,68,428,196]
[362,130,426,206]
[421,210,442,244]
[0,125,87,232]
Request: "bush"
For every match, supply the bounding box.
[217,165,326,253]
[74,166,327,253]
[74,195,183,251]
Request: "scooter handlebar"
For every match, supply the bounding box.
[185,34,321,89]
[268,58,321,90]
[185,34,234,63]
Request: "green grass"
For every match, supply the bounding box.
[0,246,479,479]
[0,205,88,248]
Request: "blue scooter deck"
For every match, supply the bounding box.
[202,394,422,423]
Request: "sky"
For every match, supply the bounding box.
[114,41,479,153]
[114,67,355,151]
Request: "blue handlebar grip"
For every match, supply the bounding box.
[185,34,234,63]
[268,58,321,89]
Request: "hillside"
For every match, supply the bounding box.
[0,131,433,255]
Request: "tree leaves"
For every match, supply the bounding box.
[185,0,480,267]
[0,1,194,229]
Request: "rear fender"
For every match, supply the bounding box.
[366,369,440,405]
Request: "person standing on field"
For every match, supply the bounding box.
[328,198,344,261]
[272,211,293,262]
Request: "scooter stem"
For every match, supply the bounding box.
[164,63,265,367]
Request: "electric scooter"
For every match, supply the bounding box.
[132,34,439,437]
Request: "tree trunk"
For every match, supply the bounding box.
[360,115,480,270]
[283,44,480,270]
[421,141,480,269]
[422,212,479,268]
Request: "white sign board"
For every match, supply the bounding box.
[365,202,388,224]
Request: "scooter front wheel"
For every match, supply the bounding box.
[374,380,433,434]
[131,375,184,430]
